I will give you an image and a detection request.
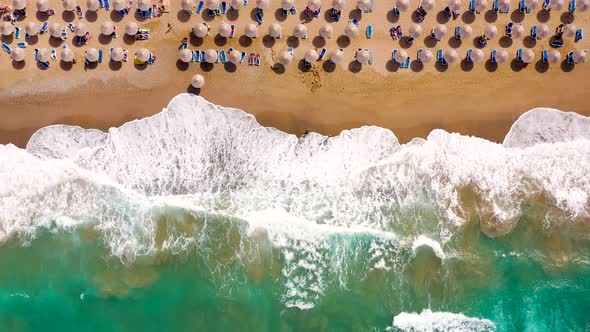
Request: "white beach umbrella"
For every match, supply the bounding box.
[138,0,152,11]
[244,23,258,38]
[579,0,590,11]
[10,47,25,61]
[135,48,151,62]
[433,24,447,39]
[319,24,334,38]
[281,0,294,9]
[471,48,484,62]
[308,0,321,10]
[329,48,344,63]
[204,48,218,63]
[496,49,509,63]
[257,0,269,9]
[332,0,345,10]
[113,0,126,10]
[182,0,196,10]
[24,22,39,36]
[550,0,564,10]
[418,49,434,63]
[37,48,50,62]
[100,21,115,35]
[484,25,498,39]
[60,47,74,62]
[205,0,219,9]
[191,75,205,88]
[396,0,410,10]
[0,22,14,36]
[48,22,61,38]
[218,21,231,37]
[111,47,124,61]
[269,23,282,38]
[498,0,510,10]
[548,50,560,63]
[125,22,139,35]
[63,0,76,11]
[36,0,49,11]
[563,23,576,38]
[293,24,307,39]
[230,0,243,9]
[422,0,436,10]
[449,0,461,11]
[521,49,534,63]
[357,0,371,11]
[537,24,549,38]
[13,0,27,10]
[409,24,423,39]
[356,49,370,64]
[85,48,99,62]
[395,49,408,63]
[193,23,208,37]
[475,0,487,11]
[74,23,88,37]
[573,50,586,63]
[462,25,473,38]
[525,0,539,9]
[305,48,319,62]
[278,50,293,64]
[228,50,241,63]
[444,49,459,63]
[179,49,193,62]
[511,24,524,39]
[87,0,100,10]
[344,22,359,38]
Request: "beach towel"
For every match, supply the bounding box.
[76,5,84,18]
[519,0,525,12]
[314,6,321,17]
[288,47,293,56]
[550,39,564,47]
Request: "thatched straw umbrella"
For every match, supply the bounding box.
[135,48,150,62]
[113,0,126,10]
[37,48,50,62]
[356,49,370,64]
[498,0,510,10]
[319,24,334,39]
[511,24,524,39]
[269,23,282,38]
[573,50,586,63]
[111,47,124,61]
[138,0,152,11]
[521,49,534,63]
[25,22,40,36]
[471,49,484,62]
[218,21,231,37]
[278,50,293,64]
[484,25,498,39]
[229,50,241,63]
[204,49,218,63]
[74,23,88,37]
[496,49,509,63]
[547,50,560,64]
[63,0,77,11]
[525,0,539,9]
[48,22,61,38]
[308,0,321,10]
[394,49,408,63]
[206,0,220,10]
[87,0,100,11]
[125,21,139,35]
[182,0,196,11]
[421,0,436,11]
[357,0,371,11]
[257,0,269,9]
[100,21,115,35]
[193,23,209,37]
[475,0,487,11]
[13,0,27,10]
[418,49,434,63]
[304,48,319,62]
[230,0,243,9]
[191,75,205,88]
[0,22,14,36]
[10,47,25,61]
[408,24,423,39]
[281,0,294,9]
[179,49,193,62]
[329,48,344,63]
[60,47,74,61]
[332,0,345,10]
[563,23,576,38]
[36,0,50,11]
[449,0,461,11]
[293,24,307,39]
[579,0,590,11]
[550,0,564,10]
[444,49,459,64]
[432,24,447,40]
[344,22,359,38]
[537,24,549,39]
[396,0,410,11]
[85,48,99,62]
[244,23,258,38]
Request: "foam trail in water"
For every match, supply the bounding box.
[390,309,496,332]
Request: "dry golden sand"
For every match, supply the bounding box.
[0,0,589,147]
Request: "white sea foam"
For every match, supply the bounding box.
[411,236,445,260]
[391,309,496,332]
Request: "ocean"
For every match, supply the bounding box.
[1,93,589,331]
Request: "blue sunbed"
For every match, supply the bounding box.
[290,7,297,14]
[550,39,564,47]
[491,49,497,63]
[201,50,205,60]
[444,6,452,18]
[98,49,103,63]
[34,48,38,60]
[240,51,246,63]
[394,7,400,16]
[367,25,372,39]
[182,42,188,49]
[466,49,473,61]
[519,0,525,12]
[408,35,415,43]
[543,0,550,8]
[516,48,523,62]
[110,47,113,60]
[221,1,227,13]
[401,56,410,68]
[51,49,57,60]
[455,26,461,39]
[437,48,447,65]
[148,7,152,17]
[99,0,104,7]
[319,48,326,60]
[470,0,475,12]
[314,6,321,17]
[39,61,49,69]
[500,1,509,12]
[369,51,373,65]
[576,28,583,41]
[244,0,248,5]
[2,43,11,53]
[105,0,110,10]
[15,27,20,39]
[567,51,574,64]
[288,47,293,55]
[255,11,263,23]
[493,0,499,11]
[542,49,548,63]
[16,42,27,47]
[255,54,261,65]
[392,49,398,62]
[194,49,200,62]
[351,19,359,25]
[197,1,204,13]
[62,27,68,39]
[230,24,235,38]
[40,22,48,34]
[531,25,537,38]
[505,22,513,36]
[569,0,576,13]
[220,50,227,63]
[68,23,75,32]
[417,48,423,62]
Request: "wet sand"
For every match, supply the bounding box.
[0,0,589,147]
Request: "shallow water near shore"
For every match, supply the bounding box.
[2,94,590,331]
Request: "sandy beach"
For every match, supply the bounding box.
[0,0,588,147]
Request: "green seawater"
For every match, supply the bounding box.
[0,210,589,332]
